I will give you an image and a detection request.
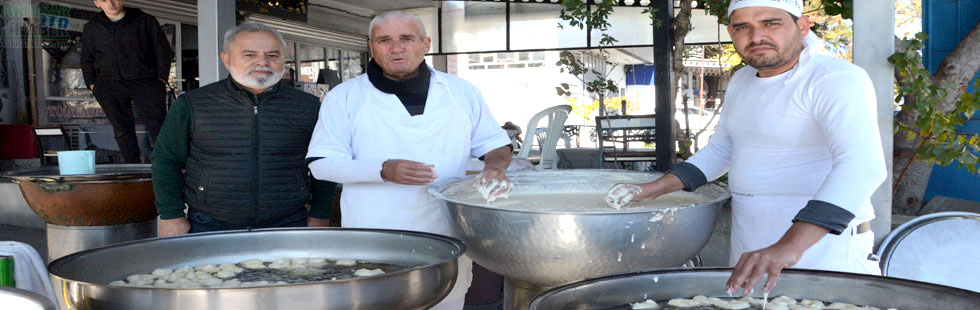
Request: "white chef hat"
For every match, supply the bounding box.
[727,0,804,18]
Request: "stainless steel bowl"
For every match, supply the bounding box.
[48,228,465,309]
[428,170,730,287]
[876,212,980,292]
[0,287,58,310]
[529,268,980,309]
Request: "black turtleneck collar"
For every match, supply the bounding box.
[367,59,430,116]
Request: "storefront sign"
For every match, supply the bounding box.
[46,101,109,124]
[39,14,85,33]
[237,0,308,23]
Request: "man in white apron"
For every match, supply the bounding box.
[305,11,513,310]
[607,0,887,295]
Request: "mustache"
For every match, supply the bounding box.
[746,41,777,49]
[247,67,278,74]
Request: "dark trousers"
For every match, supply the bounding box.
[187,209,308,233]
[92,78,167,163]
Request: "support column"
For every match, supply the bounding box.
[653,0,675,171]
[198,0,236,85]
[853,1,895,244]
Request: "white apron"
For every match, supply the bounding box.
[729,192,880,275]
[340,81,473,309]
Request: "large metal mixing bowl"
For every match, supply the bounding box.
[530,268,980,309]
[3,164,155,226]
[48,228,465,309]
[428,170,729,287]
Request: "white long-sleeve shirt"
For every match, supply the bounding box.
[686,48,887,225]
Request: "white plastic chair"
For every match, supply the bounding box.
[517,105,572,170]
[534,128,571,150]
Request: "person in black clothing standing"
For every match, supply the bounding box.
[82,0,172,163]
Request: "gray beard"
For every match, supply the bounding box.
[231,67,284,90]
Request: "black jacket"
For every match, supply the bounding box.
[81,7,173,86]
[160,79,324,226]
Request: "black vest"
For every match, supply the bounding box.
[182,79,320,226]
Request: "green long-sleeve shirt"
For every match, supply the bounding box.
[151,84,336,221]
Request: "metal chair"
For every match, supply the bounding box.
[517,105,572,170]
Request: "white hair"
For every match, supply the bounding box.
[368,11,428,40]
[222,23,287,52]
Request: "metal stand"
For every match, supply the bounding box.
[503,278,552,310]
[46,219,157,262]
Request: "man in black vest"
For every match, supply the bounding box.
[151,23,335,236]
[82,0,172,163]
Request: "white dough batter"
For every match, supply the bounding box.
[353,268,385,277]
[630,299,659,309]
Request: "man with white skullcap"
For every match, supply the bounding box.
[606,0,886,294]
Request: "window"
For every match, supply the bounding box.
[462,51,549,70]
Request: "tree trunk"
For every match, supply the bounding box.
[892,20,980,215]
[672,0,694,158]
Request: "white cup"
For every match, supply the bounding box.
[57,150,96,175]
